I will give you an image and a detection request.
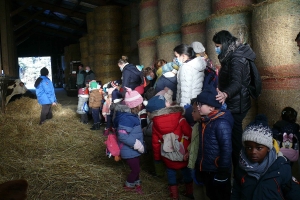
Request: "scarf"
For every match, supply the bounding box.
[239,147,277,180]
[219,41,241,63]
[200,110,222,122]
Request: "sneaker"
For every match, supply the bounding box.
[123,185,135,192]
[103,129,109,136]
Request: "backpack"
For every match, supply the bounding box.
[105,134,120,159]
[82,102,89,113]
[247,59,262,99]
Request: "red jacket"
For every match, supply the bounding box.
[151,106,192,169]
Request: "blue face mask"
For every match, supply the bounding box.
[86,70,89,73]
[174,57,182,67]
[215,46,221,55]
[146,75,153,81]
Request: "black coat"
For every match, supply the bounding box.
[121,63,143,91]
[218,44,255,114]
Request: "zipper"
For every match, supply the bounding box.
[273,178,285,200]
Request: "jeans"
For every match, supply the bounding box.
[92,108,100,123]
[126,157,140,183]
[40,104,52,123]
[166,167,193,185]
[106,114,112,129]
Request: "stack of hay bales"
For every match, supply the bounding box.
[252,0,300,125]
[63,44,81,88]
[181,0,211,46]
[79,36,88,67]
[205,0,255,128]
[138,0,159,68]
[156,0,181,62]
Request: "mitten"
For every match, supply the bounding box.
[213,167,230,186]
[134,139,144,153]
[114,155,121,162]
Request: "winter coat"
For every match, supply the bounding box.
[218,43,255,114]
[150,106,192,169]
[122,63,143,91]
[187,122,200,169]
[76,69,86,86]
[77,95,89,114]
[35,76,57,105]
[176,57,206,106]
[89,89,102,109]
[114,107,144,159]
[195,110,234,173]
[231,156,300,200]
[272,120,300,141]
[85,70,95,84]
[155,72,177,101]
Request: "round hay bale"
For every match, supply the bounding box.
[212,0,255,13]
[68,44,81,61]
[139,0,159,39]
[252,0,300,122]
[94,6,122,31]
[130,26,139,51]
[86,12,95,34]
[88,56,94,69]
[93,54,121,83]
[122,33,131,54]
[181,21,206,46]
[94,31,122,55]
[242,98,258,129]
[138,38,157,68]
[156,32,181,62]
[79,36,88,58]
[158,0,181,34]
[130,3,139,28]
[206,12,252,67]
[181,0,211,26]
[81,57,88,67]
[88,33,95,56]
[122,5,131,30]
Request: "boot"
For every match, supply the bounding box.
[123,181,135,192]
[169,185,179,200]
[134,180,143,194]
[90,123,100,130]
[182,181,194,199]
[103,128,109,136]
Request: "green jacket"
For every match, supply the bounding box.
[187,122,200,169]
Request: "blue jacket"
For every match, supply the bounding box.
[155,72,177,101]
[35,76,56,105]
[122,63,143,91]
[114,110,144,159]
[231,156,300,200]
[195,110,234,173]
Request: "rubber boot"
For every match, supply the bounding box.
[182,181,194,199]
[134,180,143,194]
[169,185,179,200]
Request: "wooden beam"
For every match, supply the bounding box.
[10,0,39,17]
[13,9,43,31]
[35,26,80,41]
[15,23,38,39]
[81,0,106,7]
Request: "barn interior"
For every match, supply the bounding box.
[0,0,300,199]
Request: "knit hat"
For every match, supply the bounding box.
[112,89,123,103]
[191,41,205,53]
[145,95,166,113]
[124,87,143,108]
[89,81,99,90]
[111,80,121,88]
[162,62,173,74]
[40,67,49,76]
[196,86,222,108]
[242,114,273,149]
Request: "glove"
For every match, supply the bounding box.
[213,168,230,186]
[134,139,144,153]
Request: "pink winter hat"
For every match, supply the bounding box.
[124,87,143,108]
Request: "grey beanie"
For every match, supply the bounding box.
[242,114,273,149]
[191,41,205,53]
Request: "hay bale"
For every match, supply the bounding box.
[206,11,252,67]
[181,0,211,26]
[88,56,94,69]
[181,21,206,46]
[93,54,121,83]
[139,0,159,39]
[158,0,181,34]
[122,5,131,30]
[242,98,258,129]
[212,0,255,13]
[156,32,181,62]
[94,6,122,32]
[130,3,139,28]
[122,33,131,54]
[252,0,300,121]
[79,36,88,58]
[130,26,140,51]
[87,33,95,56]
[86,12,95,34]
[138,38,157,68]
[94,31,122,55]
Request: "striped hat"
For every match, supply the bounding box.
[124,87,143,108]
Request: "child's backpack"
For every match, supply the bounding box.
[82,102,89,113]
[247,58,262,99]
[104,134,120,160]
[278,132,299,162]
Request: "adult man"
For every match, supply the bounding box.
[295,32,300,53]
[84,66,96,85]
[76,64,86,89]
[34,67,57,125]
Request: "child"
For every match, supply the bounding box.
[102,88,114,135]
[231,114,300,200]
[113,87,144,193]
[146,94,193,200]
[76,87,89,124]
[88,80,102,130]
[190,86,233,200]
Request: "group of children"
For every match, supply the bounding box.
[76,73,300,200]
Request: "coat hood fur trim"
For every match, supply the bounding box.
[149,105,184,119]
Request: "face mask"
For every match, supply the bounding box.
[215,46,221,55]
[86,69,89,73]
[146,75,153,81]
[174,57,182,67]
[120,66,124,72]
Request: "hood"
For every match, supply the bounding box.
[123,63,142,76]
[113,109,136,128]
[34,76,48,88]
[163,71,176,78]
[150,105,184,118]
[185,56,206,72]
[211,110,234,128]
[232,44,256,62]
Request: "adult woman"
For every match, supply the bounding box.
[212,30,256,168]
[118,56,143,95]
[174,44,206,106]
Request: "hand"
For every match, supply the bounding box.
[216,88,227,104]
[52,102,57,106]
[183,152,189,161]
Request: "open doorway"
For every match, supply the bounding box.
[18,56,52,89]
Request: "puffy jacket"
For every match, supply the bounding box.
[155,72,177,101]
[218,44,255,114]
[35,76,56,105]
[196,110,234,173]
[231,156,300,200]
[89,89,102,108]
[122,63,143,91]
[114,108,143,159]
[85,70,95,84]
[176,57,206,106]
[150,106,192,170]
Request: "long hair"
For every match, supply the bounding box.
[173,44,195,59]
[295,32,300,41]
[212,30,237,58]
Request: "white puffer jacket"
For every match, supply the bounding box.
[176,57,206,106]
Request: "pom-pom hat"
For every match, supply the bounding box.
[124,87,143,108]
